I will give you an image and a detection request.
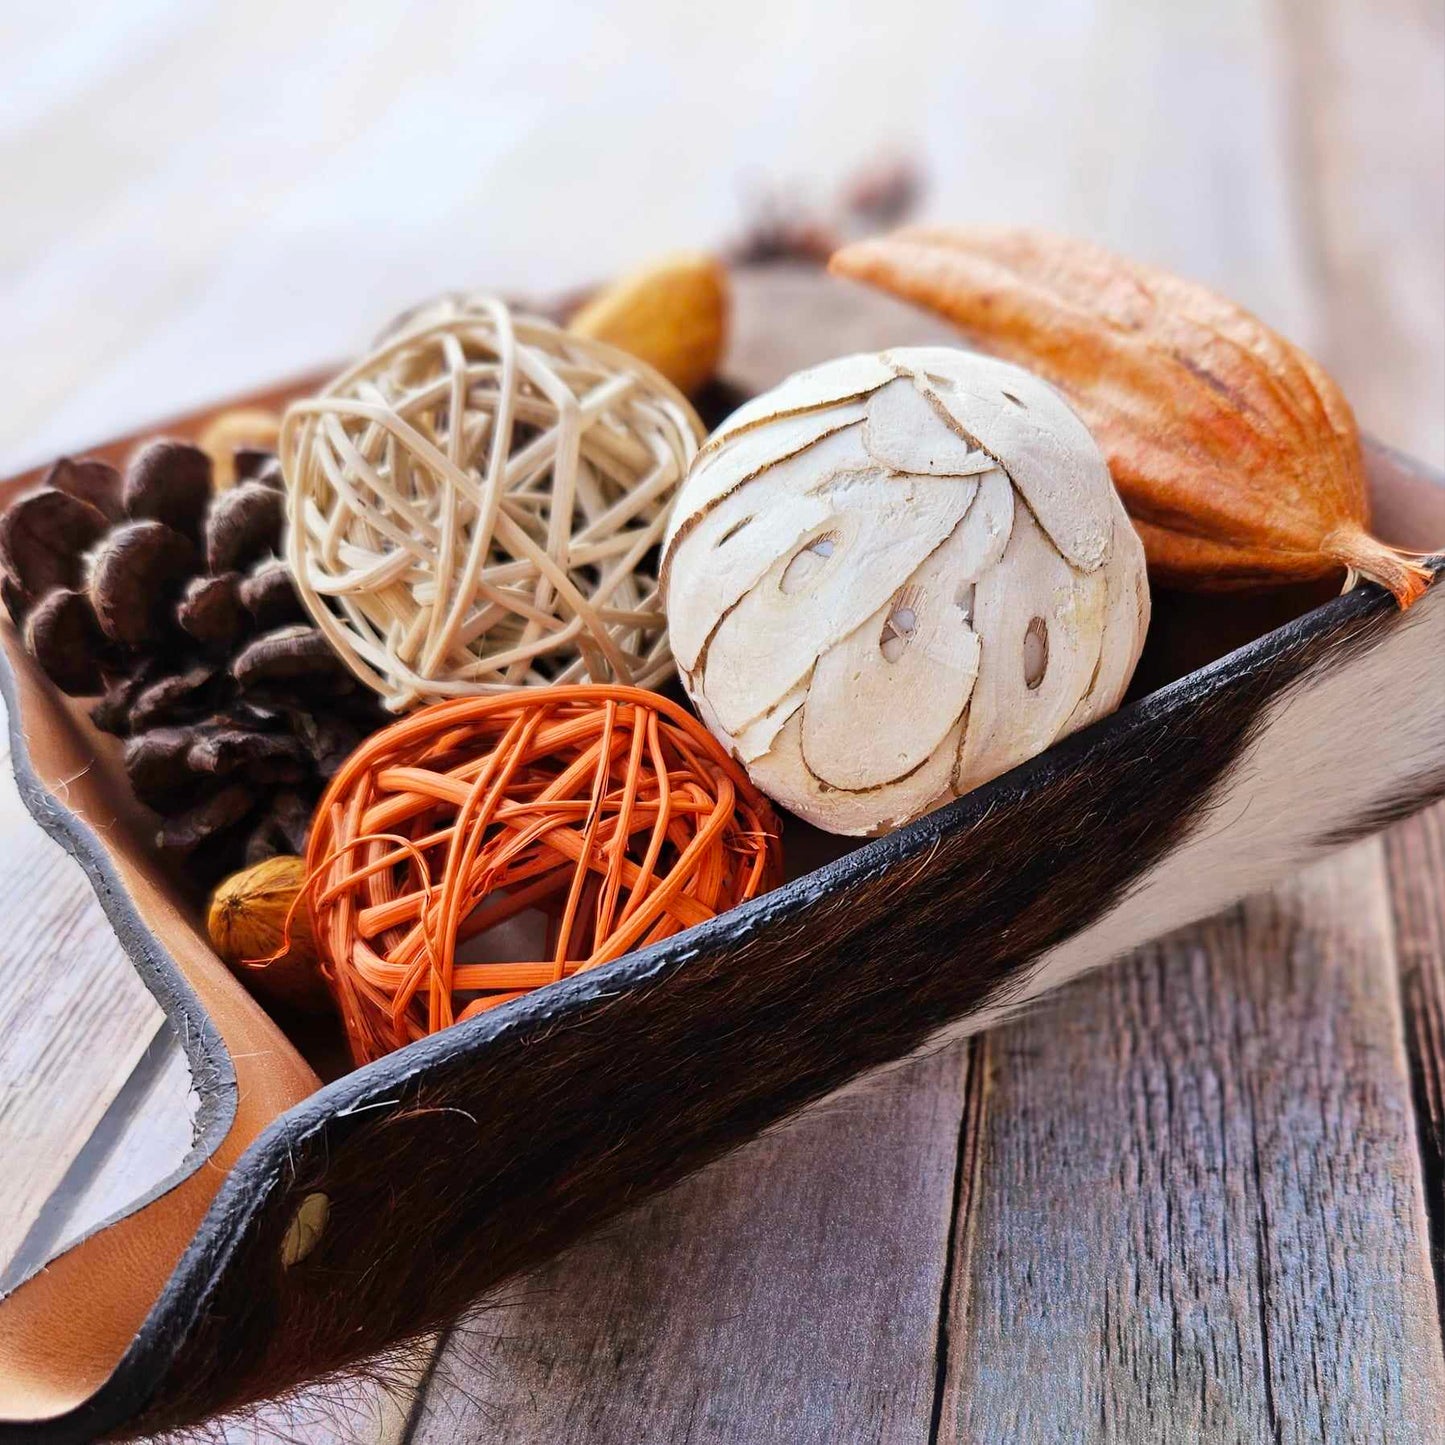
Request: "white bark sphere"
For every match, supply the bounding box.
[660,348,1150,836]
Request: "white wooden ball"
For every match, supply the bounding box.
[661,347,1150,835]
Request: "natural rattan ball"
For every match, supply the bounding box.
[281,296,703,711]
[305,685,783,1066]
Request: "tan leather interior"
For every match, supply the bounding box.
[0,385,323,1423]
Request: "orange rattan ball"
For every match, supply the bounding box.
[304,684,784,1065]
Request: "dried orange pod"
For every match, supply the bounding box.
[830,226,1431,606]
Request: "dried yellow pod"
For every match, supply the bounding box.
[207,854,328,1013]
[196,408,281,490]
[830,227,1431,607]
[569,252,728,396]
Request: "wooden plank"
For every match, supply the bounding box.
[0,692,176,1280]
[0,1029,183,1291]
[1280,0,1445,1325]
[329,6,1444,1440]
[0,3,1433,1440]
[938,844,1445,1443]
[33,1032,195,1263]
[931,0,1445,1439]
[1384,806,1445,1315]
[408,1044,973,1444]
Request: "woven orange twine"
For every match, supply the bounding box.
[305,684,783,1065]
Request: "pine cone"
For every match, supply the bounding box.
[0,440,386,884]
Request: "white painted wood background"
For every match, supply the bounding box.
[1,0,1441,1440]
[15,0,1442,480]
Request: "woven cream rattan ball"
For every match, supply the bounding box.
[280,295,703,711]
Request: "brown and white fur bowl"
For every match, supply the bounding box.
[0,266,1441,1442]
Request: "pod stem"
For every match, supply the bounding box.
[1326,525,1434,609]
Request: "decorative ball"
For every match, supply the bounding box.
[305,684,783,1066]
[281,296,703,712]
[662,348,1150,836]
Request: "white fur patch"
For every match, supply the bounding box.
[931,581,1445,1043]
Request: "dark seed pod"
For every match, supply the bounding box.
[241,677,359,717]
[186,831,255,887]
[211,697,284,731]
[251,757,310,788]
[238,557,304,630]
[178,573,248,649]
[0,488,110,607]
[88,521,199,646]
[128,662,218,732]
[90,683,133,736]
[206,481,284,573]
[13,433,382,887]
[124,440,212,539]
[232,625,345,689]
[23,589,110,695]
[254,456,285,491]
[41,457,125,522]
[333,687,390,727]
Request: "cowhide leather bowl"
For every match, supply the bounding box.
[1,267,1442,1442]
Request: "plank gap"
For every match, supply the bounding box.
[928,1035,989,1445]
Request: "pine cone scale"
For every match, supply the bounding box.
[1,437,385,884]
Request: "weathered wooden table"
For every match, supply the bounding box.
[1,1,1441,1440]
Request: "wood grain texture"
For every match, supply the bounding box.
[38,1037,195,1264]
[392,2,1445,1441]
[1282,0,1445,1338]
[0,0,1431,1438]
[939,845,1445,1444]
[0,699,173,1279]
[408,1044,972,1445]
[926,3,1445,1441]
[1385,807,1445,1317]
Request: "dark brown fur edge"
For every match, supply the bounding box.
[1314,762,1445,852]
[54,571,1423,1442]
